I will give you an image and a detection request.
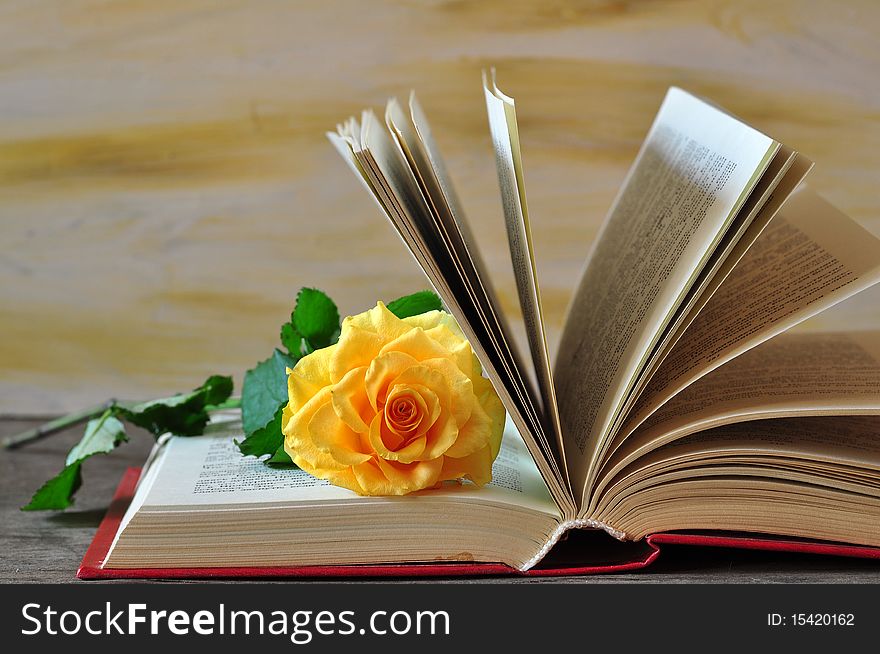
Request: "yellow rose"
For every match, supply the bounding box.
[281,302,505,495]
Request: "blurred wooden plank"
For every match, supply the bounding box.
[1,0,879,412]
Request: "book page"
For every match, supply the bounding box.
[385,94,560,476]
[407,92,499,317]
[655,153,813,349]
[329,114,572,511]
[482,70,566,477]
[654,415,880,473]
[106,415,563,571]
[618,188,880,445]
[592,330,880,505]
[609,151,812,438]
[592,415,880,546]
[553,87,778,501]
[134,414,560,516]
[600,415,880,520]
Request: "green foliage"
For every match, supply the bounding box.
[236,404,284,458]
[291,288,340,350]
[241,350,295,436]
[266,445,295,467]
[22,412,127,511]
[239,288,341,465]
[386,290,442,319]
[22,375,232,511]
[22,463,83,512]
[236,404,294,467]
[118,375,234,437]
[280,322,304,358]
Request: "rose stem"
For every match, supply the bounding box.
[209,397,242,411]
[1,399,118,449]
[2,395,244,450]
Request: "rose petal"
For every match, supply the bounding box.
[409,320,474,377]
[416,357,474,428]
[364,351,419,411]
[351,459,403,496]
[375,456,443,493]
[473,374,505,458]
[329,325,383,383]
[439,444,494,486]
[384,383,440,436]
[330,366,373,433]
[342,302,411,343]
[379,326,449,362]
[443,395,492,459]
[378,417,404,450]
[368,412,426,463]
[282,388,348,472]
[400,310,444,332]
[288,344,336,412]
[385,364,464,459]
[420,409,458,460]
[383,387,428,436]
[402,310,464,339]
[436,334,475,379]
[389,364,450,405]
[309,402,371,466]
[464,351,486,385]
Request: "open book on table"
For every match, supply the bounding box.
[84,74,880,578]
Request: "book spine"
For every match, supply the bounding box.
[520,519,627,571]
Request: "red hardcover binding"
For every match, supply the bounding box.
[77,467,880,580]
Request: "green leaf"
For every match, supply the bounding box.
[267,444,296,467]
[236,404,284,458]
[242,349,296,435]
[22,463,82,512]
[292,287,340,350]
[236,404,298,468]
[21,376,231,511]
[64,413,128,465]
[386,290,443,319]
[280,322,304,358]
[22,412,128,511]
[118,374,234,437]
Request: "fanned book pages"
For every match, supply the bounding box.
[85,73,880,578]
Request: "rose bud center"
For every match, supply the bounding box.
[381,384,436,451]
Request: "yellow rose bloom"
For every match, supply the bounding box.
[281,301,505,495]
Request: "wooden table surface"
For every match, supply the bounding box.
[2,0,880,415]
[3,416,879,583]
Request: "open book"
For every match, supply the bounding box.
[90,74,880,576]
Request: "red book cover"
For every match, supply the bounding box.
[77,467,880,580]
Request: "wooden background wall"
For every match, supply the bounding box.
[2,0,879,414]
